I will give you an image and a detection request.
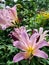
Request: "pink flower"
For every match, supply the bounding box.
[0,5,18,30]
[34,27,49,43]
[12,26,49,62]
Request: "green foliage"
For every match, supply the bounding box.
[0,0,49,65]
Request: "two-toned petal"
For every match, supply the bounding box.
[13,41,27,51]
[30,33,39,46]
[37,40,49,49]
[13,52,24,62]
[33,50,48,59]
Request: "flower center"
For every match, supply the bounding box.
[24,46,35,59]
[27,46,34,56]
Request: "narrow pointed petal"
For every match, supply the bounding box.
[13,52,24,62]
[19,26,29,43]
[43,30,49,35]
[13,41,27,51]
[33,29,38,33]
[38,30,49,43]
[11,5,16,13]
[39,27,43,35]
[10,5,18,22]
[37,40,49,49]
[12,31,20,40]
[30,33,39,46]
[33,50,48,59]
[13,27,29,47]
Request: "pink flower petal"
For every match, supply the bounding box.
[9,5,18,22]
[0,9,12,29]
[12,31,20,40]
[0,5,18,30]
[39,27,43,35]
[33,29,38,33]
[18,26,29,44]
[30,33,39,46]
[13,27,29,47]
[33,50,48,59]
[0,17,6,24]
[13,41,27,51]
[13,52,24,62]
[37,40,49,49]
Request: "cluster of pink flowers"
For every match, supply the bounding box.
[0,5,49,63]
[12,26,49,62]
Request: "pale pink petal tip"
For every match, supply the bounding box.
[34,50,48,59]
[13,52,24,62]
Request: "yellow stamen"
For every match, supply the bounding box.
[27,46,34,56]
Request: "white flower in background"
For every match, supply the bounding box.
[0,0,5,2]
[14,0,17,2]
[5,6,10,9]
